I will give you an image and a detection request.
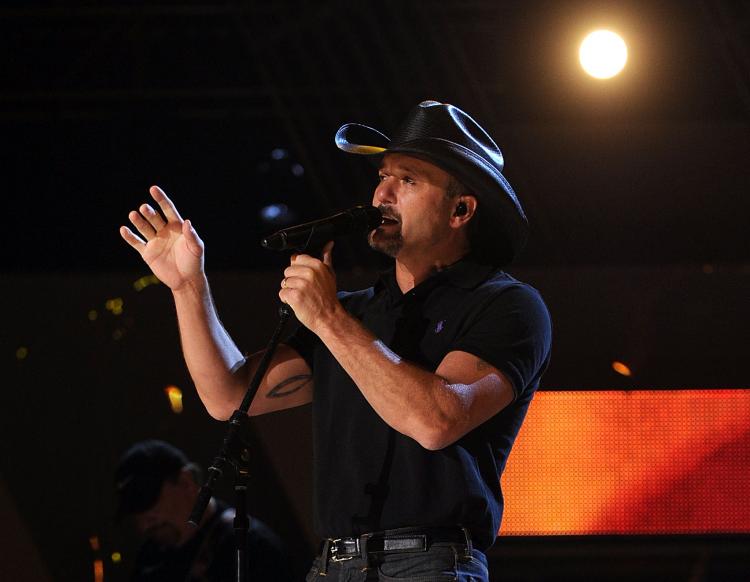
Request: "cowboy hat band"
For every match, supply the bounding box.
[335,100,528,265]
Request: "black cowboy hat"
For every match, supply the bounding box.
[335,100,528,266]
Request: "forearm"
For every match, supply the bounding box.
[172,274,248,419]
[314,305,470,449]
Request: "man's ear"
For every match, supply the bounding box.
[451,195,477,226]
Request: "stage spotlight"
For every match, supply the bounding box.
[579,30,628,79]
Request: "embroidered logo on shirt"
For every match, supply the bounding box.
[434,320,446,333]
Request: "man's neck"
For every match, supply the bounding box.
[394,250,468,293]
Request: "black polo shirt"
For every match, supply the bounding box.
[286,258,551,550]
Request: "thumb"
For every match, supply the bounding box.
[322,240,335,268]
[183,219,205,257]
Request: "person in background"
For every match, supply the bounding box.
[114,439,292,581]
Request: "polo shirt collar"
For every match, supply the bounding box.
[375,256,499,301]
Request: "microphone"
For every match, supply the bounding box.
[261,205,383,251]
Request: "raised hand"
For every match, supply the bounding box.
[120,186,205,291]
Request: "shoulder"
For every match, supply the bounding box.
[450,271,552,399]
[454,271,552,366]
[470,271,550,320]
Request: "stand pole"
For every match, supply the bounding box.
[233,471,250,581]
[189,303,294,582]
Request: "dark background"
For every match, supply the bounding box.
[2,1,749,580]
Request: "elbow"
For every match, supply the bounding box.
[411,416,463,451]
[415,431,457,451]
[416,434,450,451]
[202,397,238,421]
[195,381,246,421]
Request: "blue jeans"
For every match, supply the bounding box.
[305,543,489,581]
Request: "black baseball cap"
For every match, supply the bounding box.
[114,439,189,519]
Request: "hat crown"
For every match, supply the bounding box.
[390,101,505,173]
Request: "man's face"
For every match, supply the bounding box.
[131,474,194,548]
[369,153,455,259]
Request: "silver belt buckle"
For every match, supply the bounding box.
[329,538,355,562]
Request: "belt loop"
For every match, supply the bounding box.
[358,533,369,561]
[319,539,331,575]
[459,526,473,561]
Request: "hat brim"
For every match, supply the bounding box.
[335,123,529,262]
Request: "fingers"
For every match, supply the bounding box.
[119,225,146,254]
[284,242,335,284]
[121,186,191,261]
[150,185,183,222]
[281,262,317,294]
[124,185,177,242]
[290,252,328,267]
[128,209,158,240]
[139,203,167,232]
[322,240,335,268]
[278,286,292,305]
[282,264,310,286]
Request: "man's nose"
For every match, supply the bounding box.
[374,179,396,205]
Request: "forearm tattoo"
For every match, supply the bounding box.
[266,374,313,398]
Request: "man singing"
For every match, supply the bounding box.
[120,100,552,581]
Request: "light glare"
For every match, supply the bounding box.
[579,30,628,79]
[133,275,160,291]
[165,386,184,414]
[105,298,124,315]
[260,203,291,224]
[612,361,633,377]
[93,560,104,582]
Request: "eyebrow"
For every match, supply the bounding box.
[378,162,422,175]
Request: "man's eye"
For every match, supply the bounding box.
[403,176,415,184]
[378,174,387,182]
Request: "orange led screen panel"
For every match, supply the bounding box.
[500,390,750,535]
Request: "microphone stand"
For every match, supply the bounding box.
[189,302,295,582]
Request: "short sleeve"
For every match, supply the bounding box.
[450,283,552,400]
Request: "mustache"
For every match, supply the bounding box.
[377,204,400,223]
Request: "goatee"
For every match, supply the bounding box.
[369,204,402,257]
[368,229,403,257]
